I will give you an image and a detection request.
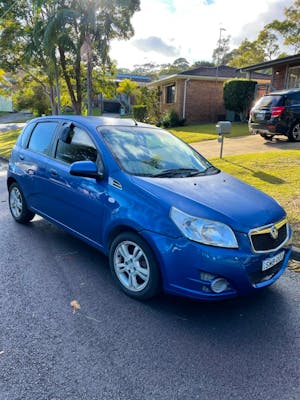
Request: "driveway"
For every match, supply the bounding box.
[192,134,300,159]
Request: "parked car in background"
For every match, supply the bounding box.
[249,88,300,141]
[7,116,292,301]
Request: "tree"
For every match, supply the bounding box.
[228,0,299,68]
[212,33,231,66]
[223,79,257,121]
[46,0,141,115]
[190,61,215,68]
[256,29,280,60]
[136,86,161,124]
[0,0,62,114]
[228,39,266,68]
[117,78,139,112]
[266,0,300,54]
[0,0,141,115]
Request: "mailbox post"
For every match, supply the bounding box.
[216,121,232,158]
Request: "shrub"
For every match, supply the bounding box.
[161,110,183,127]
[133,105,147,122]
[223,79,257,121]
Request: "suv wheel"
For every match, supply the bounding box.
[288,123,300,142]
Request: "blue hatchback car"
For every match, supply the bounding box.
[7,116,292,300]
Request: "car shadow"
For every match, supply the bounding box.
[222,159,285,184]
[262,137,300,150]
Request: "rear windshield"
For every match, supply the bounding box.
[254,95,283,109]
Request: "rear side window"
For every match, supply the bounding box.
[254,95,283,108]
[286,92,300,106]
[55,126,98,164]
[27,122,58,155]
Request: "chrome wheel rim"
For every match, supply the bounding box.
[113,240,150,292]
[9,187,23,218]
[292,124,300,141]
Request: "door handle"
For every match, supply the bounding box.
[50,169,58,177]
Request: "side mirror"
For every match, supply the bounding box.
[60,123,73,143]
[69,161,103,179]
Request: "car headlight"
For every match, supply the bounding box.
[170,207,238,248]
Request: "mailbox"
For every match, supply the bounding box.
[216,121,231,135]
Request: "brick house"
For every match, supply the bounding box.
[149,65,270,124]
[240,54,300,97]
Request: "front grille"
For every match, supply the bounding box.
[248,261,283,285]
[249,219,288,252]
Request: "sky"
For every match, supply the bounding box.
[110,0,294,70]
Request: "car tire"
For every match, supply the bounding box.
[260,134,273,141]
[109,232,161,300]
[9,182,35,223]
[288,122,300,142]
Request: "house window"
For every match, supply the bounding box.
[287,66,300,88]
[165,84,176,103]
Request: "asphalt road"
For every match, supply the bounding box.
[0,164,299,400]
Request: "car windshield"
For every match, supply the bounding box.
[254,95,283,109]
[98,126,218,177]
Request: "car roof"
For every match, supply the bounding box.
[27,115,154,129]
[268,88,300,96]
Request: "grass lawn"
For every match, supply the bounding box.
[170,122,249,143]
[211,151,300,246]
[0,128,22,158]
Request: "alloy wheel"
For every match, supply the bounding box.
[9,186,23,219]
[113,240,150,292]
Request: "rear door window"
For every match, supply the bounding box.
[27,122,58,155]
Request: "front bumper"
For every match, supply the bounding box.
[142,231,292,301]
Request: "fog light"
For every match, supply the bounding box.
[200,272,216,282]
[210,278,229,294]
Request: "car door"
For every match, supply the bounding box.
[41,123,107,245]
[18,120,60,211]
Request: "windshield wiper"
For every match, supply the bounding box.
[203,165,220,175]
[152,168,204,178]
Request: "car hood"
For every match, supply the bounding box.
[131,171,285,233]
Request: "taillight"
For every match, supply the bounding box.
[271,106,285,118]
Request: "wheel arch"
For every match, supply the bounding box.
[106,225,141,253]
[7,176,17,191]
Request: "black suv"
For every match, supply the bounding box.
[249,88,300,141]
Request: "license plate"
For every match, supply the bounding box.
[255,111,265,121]
[262,251,285,271]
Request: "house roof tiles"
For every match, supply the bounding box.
[179,65,270,80]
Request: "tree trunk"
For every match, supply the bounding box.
[86,36,93,116]
[58,45,81,114]
[54,59,61,115]
[49,86,58,115]
[74,47,82,115]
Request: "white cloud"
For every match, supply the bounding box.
[110,0,294,69]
